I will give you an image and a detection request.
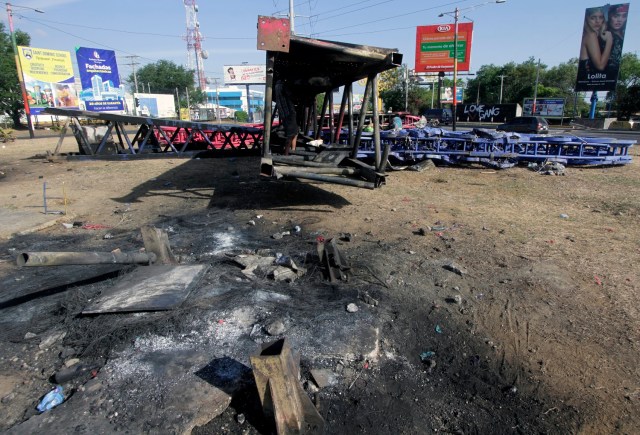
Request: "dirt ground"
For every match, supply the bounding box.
[0,132,639,434]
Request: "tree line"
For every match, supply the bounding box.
[379,54,640,119]
[2,22,639,128]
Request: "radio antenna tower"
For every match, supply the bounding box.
[183,0,207,90]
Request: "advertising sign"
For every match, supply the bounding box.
[133,93,176,118]
[440,87,464,103]
[575,3,629,91]
[17,46,78,114]
[75,47,124,112]
[415,23,474,73]
[523,98,565,118]
[223,65,266,85]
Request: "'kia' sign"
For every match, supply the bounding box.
[415,23,474,73]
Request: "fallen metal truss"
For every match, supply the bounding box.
[335,128,635,169]
[44,108,262,158]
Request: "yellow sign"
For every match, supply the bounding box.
[17,46,78,114]
[18,46,74,83]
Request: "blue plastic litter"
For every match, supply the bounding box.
[435,325,443,334]
[420,351,436,361]
[37,386,64,412]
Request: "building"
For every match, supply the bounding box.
[204,86,264,121]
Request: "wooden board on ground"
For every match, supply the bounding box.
[82,264,209,314]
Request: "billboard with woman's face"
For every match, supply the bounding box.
[575,3,630,91]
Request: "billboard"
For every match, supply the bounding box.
[75,47,124,112]
[523,98,566,118]
[440,87,464,103]
[415,23,474,73]
[17,46,78,115]
[223,65,266,85]
[133,93,176,118]
[575,3,629,92]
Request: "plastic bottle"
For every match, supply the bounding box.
[37,386,64,412]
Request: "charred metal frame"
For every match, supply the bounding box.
[257,16,403,188]
[44,108,263,158]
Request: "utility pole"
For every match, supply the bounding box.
[6,2,43,138]
[532,58,540,115]
[175,87,181,119]
[185,87,191,120]
[289,0,295,34]
[123,55,140,94]
[404,66,409,112]
[208,78,221,121]
[498,74,507,104]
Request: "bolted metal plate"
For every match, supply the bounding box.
[257,16,290,52]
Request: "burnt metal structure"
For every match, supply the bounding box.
[44,107,263,158]
[257,16,403,189]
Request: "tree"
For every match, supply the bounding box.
[234,110,249,122]
[610,53,640,118]
[0,23,31,128]
[379,65,436,114]
[127,60,204,107]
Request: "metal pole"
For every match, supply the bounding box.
[289,0,295,34]
[175,87,180,119]
[452,7,459,131]
[245,84,251,122]
[404,65,408,112]
[352,78,372,158]
[589,92,598,119]
[6,3,35,138]
[347,84,354,147]
[17,251,157,267]
[262,52,275,157]
[498,74,506,104]
[372,74,381,170]
[125,55,139,93]
[431,83,435,108]
[532,58,540,115]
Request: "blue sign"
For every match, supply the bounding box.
[75,47,124,111]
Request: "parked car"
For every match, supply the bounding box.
[423,108,453,125]
[497,116,549,134]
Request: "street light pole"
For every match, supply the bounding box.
[452,7,459,131]
[6,2,44,138]
[439,0,507,130]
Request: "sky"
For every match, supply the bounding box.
[2,0,639,89]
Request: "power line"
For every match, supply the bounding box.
[16,15,159,63]
[310,0,469,36]
[300,0,401,27]
[14,14,252,40]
